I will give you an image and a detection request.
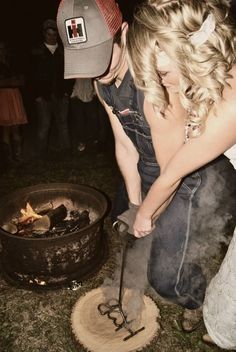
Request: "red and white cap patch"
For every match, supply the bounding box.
[65,17,87,44]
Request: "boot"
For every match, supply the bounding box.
[181,307,203,332]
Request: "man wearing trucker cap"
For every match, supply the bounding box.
[57,0,163,304]
[57,0,221,331]
[57,0,157,219]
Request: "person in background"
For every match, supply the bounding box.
[29,19,72,158]
[69,78,98,154]
[0,41,28,166]
[57,0,236,332]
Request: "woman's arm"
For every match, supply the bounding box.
[134,94,236,237]
[133,93,187,234]
[94,82,142,205]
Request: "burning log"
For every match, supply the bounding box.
[63,210,91,232]
[35,202,53,215]
[18,202,42,224]
[1,203,91,238]
[0,183,109,289]
[1,222,18,234]
[30,204,67,232]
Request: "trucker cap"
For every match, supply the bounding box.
[57,0,122,78]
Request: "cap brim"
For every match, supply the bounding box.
[64,39,113,79]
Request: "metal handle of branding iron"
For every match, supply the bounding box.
[98,220,129,317]
[111,220,145,340]
[98,219,130,326]
[112,219,129,308]
[97,220,145,341]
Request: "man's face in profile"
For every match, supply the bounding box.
[96,25,126,85]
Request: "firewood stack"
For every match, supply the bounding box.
[1,202,91,238]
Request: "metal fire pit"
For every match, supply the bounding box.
[0,183,109,289]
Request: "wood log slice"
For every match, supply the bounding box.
[71,287,160,352]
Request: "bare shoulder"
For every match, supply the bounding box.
[223,65,236,102]
[202,71,236,156]
[213,66,236,125]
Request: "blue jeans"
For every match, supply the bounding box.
[139,156,236,309]
[35,96,70,155]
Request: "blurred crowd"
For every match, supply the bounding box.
[0,19,112,172]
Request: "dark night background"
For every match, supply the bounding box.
[0,0,141,47]
[0,0,235,68]
[0,0,235,82]
[1,0,236,45]
[0,0,143,74]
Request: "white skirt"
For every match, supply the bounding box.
[203,228,236,350]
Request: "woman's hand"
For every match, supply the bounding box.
[133,210,154,238]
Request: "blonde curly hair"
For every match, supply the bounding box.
[126,0,236,137]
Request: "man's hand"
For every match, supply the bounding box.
[133,210,154,238]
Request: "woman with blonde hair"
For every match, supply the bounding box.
[126,0,236,338]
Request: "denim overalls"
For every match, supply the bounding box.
[98,70,236,309]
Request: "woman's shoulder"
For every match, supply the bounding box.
[206,68,236,145]
[216,66,236,121]
[223,65,236,101]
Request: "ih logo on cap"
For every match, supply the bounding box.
[65,18,87,44]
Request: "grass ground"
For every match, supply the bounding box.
[0,147,230,352]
